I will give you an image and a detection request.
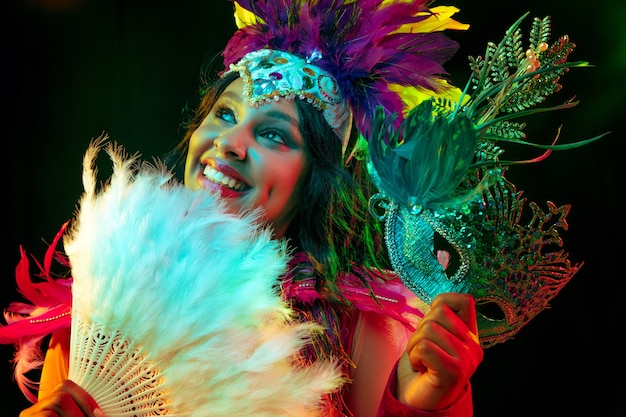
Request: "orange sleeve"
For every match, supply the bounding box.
[38,326,71,400]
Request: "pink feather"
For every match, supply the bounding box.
[1,222,72,402]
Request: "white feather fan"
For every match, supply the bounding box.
[62,141,344,417]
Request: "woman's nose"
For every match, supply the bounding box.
[214,129,247,160]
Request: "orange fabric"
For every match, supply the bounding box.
[38,327,71,400]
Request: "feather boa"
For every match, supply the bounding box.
[0,223,72,402]
[62,140,344,416]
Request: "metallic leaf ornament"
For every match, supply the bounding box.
[367,14,606,347]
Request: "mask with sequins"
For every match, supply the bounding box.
[370,173,580,347]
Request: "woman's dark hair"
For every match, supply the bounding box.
[167,63,391,299]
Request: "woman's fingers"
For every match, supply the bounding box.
[19,380,102,417]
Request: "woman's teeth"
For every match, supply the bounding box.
[203,165,246,191]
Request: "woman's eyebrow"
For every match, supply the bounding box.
[219,90,241,101]
[265,109,299,128]
[219,91,298,127]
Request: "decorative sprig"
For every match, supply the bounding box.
[529,16,551,50]
[464,13,587,143]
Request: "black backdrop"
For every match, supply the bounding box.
[2,1,624,416]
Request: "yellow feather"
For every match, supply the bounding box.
[389,81,466,116]
[389,5,470,34]
[233,1,263,29]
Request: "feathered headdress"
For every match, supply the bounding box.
[366,13,608,347]
[222,0,468,156]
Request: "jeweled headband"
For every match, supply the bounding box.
[225,48,353,154]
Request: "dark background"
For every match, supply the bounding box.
[2,0,623,416]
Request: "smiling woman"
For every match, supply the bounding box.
[2,0,623,416]
[4,1,485,415]
[184,77,310,238]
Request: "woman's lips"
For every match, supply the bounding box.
[203,165,246,191]
[198,160,250,198]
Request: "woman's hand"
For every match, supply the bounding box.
[19,380,102,417]
[396,292,484,411]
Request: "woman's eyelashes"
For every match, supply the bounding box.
[215,105,237,124]
[214,104,290,147]
[258,129,287,146]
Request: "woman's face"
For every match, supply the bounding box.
[184,78,309,238]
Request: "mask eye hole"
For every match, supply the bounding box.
[476,299,506,321]
[433,232,461,278]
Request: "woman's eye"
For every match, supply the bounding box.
[215,107,236,124]
[259,130,287,145]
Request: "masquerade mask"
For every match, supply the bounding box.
[373,177,580,347]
